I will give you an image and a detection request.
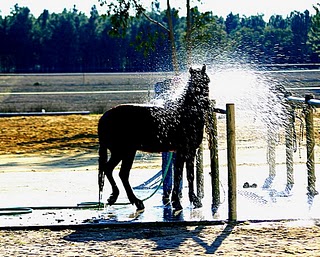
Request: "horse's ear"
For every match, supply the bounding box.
[189,67,194,74]
[202,64,206,73]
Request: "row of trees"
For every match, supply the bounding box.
[1,3,320,72]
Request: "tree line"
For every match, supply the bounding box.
[1,3,320,73]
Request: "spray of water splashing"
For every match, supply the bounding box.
[149,75,189,107]
[146,62,289,136]
[207,64,290,134]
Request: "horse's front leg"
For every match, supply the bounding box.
[119,150,144,211]
[186,151,202,208]
[171,152,183,211]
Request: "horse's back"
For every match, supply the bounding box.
[98,104,176,152]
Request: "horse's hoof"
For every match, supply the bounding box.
[107,198,116,205]
[193,198,203,209]
[107,192,119,205]
[135,199,145,212]
[189,194,202,209]
[193,200,202,209]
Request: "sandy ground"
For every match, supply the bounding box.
[1,114,320,256]
[0,115,100,155]
[0,221,320,256]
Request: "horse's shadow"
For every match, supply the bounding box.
[63,225,190,251]
[63,223,235,254]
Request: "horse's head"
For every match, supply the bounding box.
[189,64,210,106]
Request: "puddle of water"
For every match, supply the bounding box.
[0,163,320,227]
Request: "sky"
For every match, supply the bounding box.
[0,0,319,20]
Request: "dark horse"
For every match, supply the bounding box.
[98,65,210,211]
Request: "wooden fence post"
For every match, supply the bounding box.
[263,128,276,189]
[305,95,318,196]
[285,102,294,192]
[227,103,237,221]
[207,100,220,209]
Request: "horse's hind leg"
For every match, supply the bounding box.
[186,152,202,208]
[99,147,121,205]
[119,150,144,211]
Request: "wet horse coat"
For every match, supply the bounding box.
[98,65,210,211]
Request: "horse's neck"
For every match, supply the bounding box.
[184,83,206,110]
[163,81,207,115]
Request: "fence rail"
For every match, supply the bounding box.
[0,90,149,95]
[287,95,320,106]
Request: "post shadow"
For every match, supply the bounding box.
[191,223,235,254]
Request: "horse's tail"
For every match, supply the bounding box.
[98,143,108,204]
